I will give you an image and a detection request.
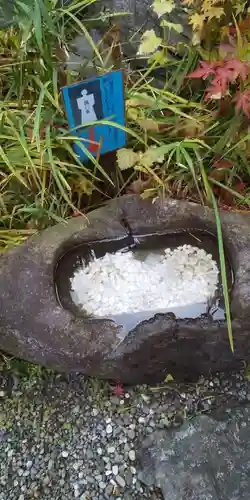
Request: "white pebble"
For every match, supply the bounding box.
[71,245,219,318]
[107,446,115,454]
[116,475,126,488]
[112,465,119,476]
[128,450,136,461]
[106,424,113,435]
[61,451,69,458]
[138,417,145,424]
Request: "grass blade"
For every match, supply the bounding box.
[210,188,234,352]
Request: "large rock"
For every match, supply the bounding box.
[138,405,250,500]
[89,0,191,57]
[1,195,250,383]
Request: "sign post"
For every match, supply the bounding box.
[62,70,126,161]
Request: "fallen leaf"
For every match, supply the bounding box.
[126,96,153,108]
[140,146,165,167]
[127,107,139,121]
[138,118,159,132]
[137,30,162,56]
[74,177,95,196]
[112,382,124,397]
[117,148,140,170]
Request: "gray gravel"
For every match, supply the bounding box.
[0,363,250,500]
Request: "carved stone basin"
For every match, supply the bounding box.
[55,230,232,331]
[1,195,250,384]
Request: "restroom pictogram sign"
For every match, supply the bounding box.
[62,71,126,161]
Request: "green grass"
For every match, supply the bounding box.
[211,191,234,352]
[0,0,125,233]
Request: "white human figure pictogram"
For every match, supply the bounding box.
[76,89,97,125]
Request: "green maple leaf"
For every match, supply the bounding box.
[152,0,175,17]
[137,30,162,56]
[202,6,225,20]
[161,19,183,33]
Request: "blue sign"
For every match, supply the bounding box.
[62,71,126,160]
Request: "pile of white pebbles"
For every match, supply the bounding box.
[70,245,219,317]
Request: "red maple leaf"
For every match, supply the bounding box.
[222,60,249,82]
[187,61,217,80]
[204,75,229,100]
[234,182,246,193]
[233,89,250,118]
[190,59,250,102]
[213,159,233,169]
[229,16,250,34]
[112,382,124,397]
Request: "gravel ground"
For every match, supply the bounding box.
[0,361,250,500]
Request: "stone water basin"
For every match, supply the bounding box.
[55,231,233,336]
[0,195,250,383]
